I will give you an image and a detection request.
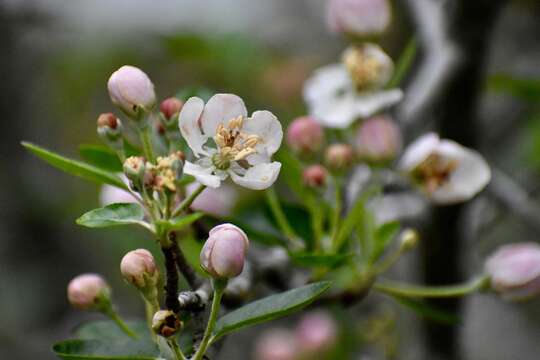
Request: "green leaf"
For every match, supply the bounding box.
[487,73,540,102]
[211,281,331,343]
[157,212,204,232]
[74,320,150,340]
[369,221,400,263]
[79,144,122,172]
[76,203,149,230]
[275,150,307,199]
[386,38,417,89]
[22,142,128,190]
[52,339,158,360]
[291,253,352,268]
[391,296,460,325]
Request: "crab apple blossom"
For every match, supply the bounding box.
[296,311,337,354]
[327,0,391,37]
[179,94,282,190]
[67,274,110,310]
[399,133,491,205]
[255,329,299,360]
[200,223,249,279]
[355,115,401,162]
[303,164,328,188]
[485,242,540,301]
[303,45,402,129]
[107,65,156,118]
[120,249,159,290]
[286,116,324,154]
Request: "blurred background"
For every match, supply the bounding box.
[1,0,540,359]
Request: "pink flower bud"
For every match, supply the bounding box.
[255,329,298,360]
[97,113,120,130]
[120,249,159,289]
[286,116,324,154]
[200,224,249,279]
[296,311,337,354]
[160,97,184,120]
[325,143,354,171]
[327,0,391,37]
[303,165,328,188]
[67,274,110,310]
[107,65,156,117]
[355,115,402,162]
[485,242,540,301]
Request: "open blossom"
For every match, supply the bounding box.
[399,133,491,204]
[303,44,402,129]
[327,0,391,37]
[485,242,540,301]
[179,94,282,190]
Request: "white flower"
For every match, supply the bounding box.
[303,44,403,129]
[399,133,491,205]
[179,94,282,190]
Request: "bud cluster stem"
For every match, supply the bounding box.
[140,127,156,163]
[101,301,138,339]
[265,187,304,250]
[171,184,206,217]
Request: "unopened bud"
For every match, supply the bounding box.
[67,274,110,310]
[327,0,391,37]
[152,310,182,337]
[123,156,146,189]
[356,115,401,162]
[286,116,324,154]
[200,224,249,279]
[160,97,184,123]
[485,242,540,301]
[342,44,394,91]
[399,228,419,251]
[325,143,354,171]
[120,249,159,299]
[303,165,328,188]
[296,311,337,354]
[255,329,298,360]
[107,65,156,120]
[97,113,123,149]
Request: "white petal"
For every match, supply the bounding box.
[201,94,247,136]
[399,132,440,171]
[245,153,271,166]
[430,141,491,204]
[303,64,352,105]
[183,161,224,188]
[352,89,403,118]
[179,97,208,157]
[229,162,281,190]
[243,110,283,156]
[309,92,360,128]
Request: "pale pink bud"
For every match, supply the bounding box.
[67,274,110,310]
[325,143,354,171]
[286,116,324,154]
[120,249,159,289]
[107,65,156,117]
[200,224,249,279]
[327,0,391,37]
[355,115,402,162]
[255,329,298,360]
[485,242,540,301]
[296,311,337,354]
[303,165,328,188]
[160,97,184,120]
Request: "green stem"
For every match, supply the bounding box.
[265,187,303,249]
[330,177,342,249]
[144,297,160,341]
[371,242,408,274]
[103,306,138,339]
[171,184,206,217]
[167,338,187,360]
[373,275,490,298]
[192,279,226,360]
[140,128,155,162]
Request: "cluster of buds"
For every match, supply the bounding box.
[120,249,159,302]
[67,274,111,311]
[123,152,185,194]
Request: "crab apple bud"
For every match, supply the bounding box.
[67,274,110,310]
[97,113,123,145]
[160,97,183,122]
[255,329,298,360]
[107,65,156,119]
[325,143,354,171]
[303,164,328,188]
[152,310,182,337]
[355,116,401,162]
[200,224,249,279]
[286,116,324,154]
[296,311,337,354]
[485,242,540,301]
[123,156,146,188]
[327,0,391,37]
[120,249,159,290]
[399,228,419,251]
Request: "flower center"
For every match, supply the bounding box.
[212,116,260,170]
[413,154,459,193]
[343,48,384,91]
